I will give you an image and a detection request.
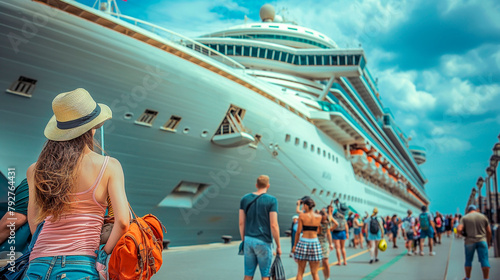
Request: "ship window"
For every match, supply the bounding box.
[317,147,321,155]
[285,134,291,142]
[234,45,242,55]
[319,35,324,39]
[328,153,331,159]
[269,25,279,28]
[161,115,182,131]
[251,25,261,27]
[312,188,317,194]
[275,51,281,61]
[319,190,324,195]
[303,141,308,149]
[311,144,314,152]
[258,48,266,58]
[323,150,326,157]
[295,137,300,145]
[305,30,313,35]
[343,194,346,199]
[288,55,295,64]
[281,52,288,62]
[7,76,37,98]
[209,44,217,50]
[135,109,158,127]
[309,55,315,65]
[243,46,250,56]
[347,195,350,201]
[339,55,346,65]
[333,192,336,198]
[252,47,259,57]
[267,50,274,60]
[326,191,330,197]
[336,157,339,163]
[317,55,324,66]
[288,27,298,31]
[158,181,211,208]
[332,56,338,65]
[226,45,234,55]
[299,55,307,65]
[347,55,354,65]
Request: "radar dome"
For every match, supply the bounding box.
[260,4,275,22]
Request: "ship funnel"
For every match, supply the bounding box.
[260,4,275,22]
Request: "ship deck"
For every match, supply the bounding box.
[154,235,500,279]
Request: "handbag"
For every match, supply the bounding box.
[0,222,44,280]
[269,255,286,280]
[238,194,264,256]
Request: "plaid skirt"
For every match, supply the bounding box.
[294,238,322,262]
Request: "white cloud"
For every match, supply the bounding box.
[430,136,472,153]
[440,55,477,78]
[445,78,500,115]
[377,69,437,112]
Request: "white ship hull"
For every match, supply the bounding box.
[0,0,421,245]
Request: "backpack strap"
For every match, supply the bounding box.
[245,194,264,215]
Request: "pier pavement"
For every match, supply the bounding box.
[154,235,500,280]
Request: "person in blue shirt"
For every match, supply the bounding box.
[239,175,280,280]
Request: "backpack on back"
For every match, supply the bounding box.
[402,216,414,232]
[369,217,380,234]
[108,212,166,280]
[419,213,430,231]
[333,212,346,232]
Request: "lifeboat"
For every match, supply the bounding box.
[350,149,368,169]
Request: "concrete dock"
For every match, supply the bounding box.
[153,235,500,279]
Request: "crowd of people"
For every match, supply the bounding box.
[239,184,493,280]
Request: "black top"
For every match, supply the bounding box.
[302,225,318,231]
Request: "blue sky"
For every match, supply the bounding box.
[82,0,500,215]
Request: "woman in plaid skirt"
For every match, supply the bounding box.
[292,198,323,280]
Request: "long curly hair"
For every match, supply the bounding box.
[33,128,101,223]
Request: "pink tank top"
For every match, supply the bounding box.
[30,156,109,260]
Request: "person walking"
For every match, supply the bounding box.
[419,205,436,256]
[24,88,130,279]
[390,215,399,248]
[364,208,384,264]
[292,197,322,280]
[318,210,334,280]
[331,205,349,265]
[353,214,364,249]
[434,212,443,244]
[239,175,281,280]
[290,215,299,257]
[457,205,491,280]
[401,210,416,256]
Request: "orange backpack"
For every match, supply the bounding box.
[108,211,166,280]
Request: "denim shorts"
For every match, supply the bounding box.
[244,236,272,277]
[464,241,490,268]
[23,255,99,280]
[420,228,434,239]
[331,230,346,240]
[354,228,361,235]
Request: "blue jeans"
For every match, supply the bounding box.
[244,236,272,277]
[23,255,99,280]
[464,241,490,268]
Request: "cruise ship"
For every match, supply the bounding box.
[0,0,429,245]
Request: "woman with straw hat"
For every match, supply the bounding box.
[24,88,130,279]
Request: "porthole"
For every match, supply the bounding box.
[312,188,317,195]
[201,130,209,137]
[124,112,133,120]
[183,127,190,134]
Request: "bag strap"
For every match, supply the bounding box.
[245,194,264,215]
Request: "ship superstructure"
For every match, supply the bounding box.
[0,0,428,245]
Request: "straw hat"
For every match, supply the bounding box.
[44,88,112,141]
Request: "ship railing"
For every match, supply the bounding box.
[107,12,246,70]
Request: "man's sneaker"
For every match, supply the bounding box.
[369,259,374,264]
[420,251,425,256]
[407,251,413,256]
[430,251,436,256]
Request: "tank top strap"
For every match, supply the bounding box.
[91,156,109,192]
